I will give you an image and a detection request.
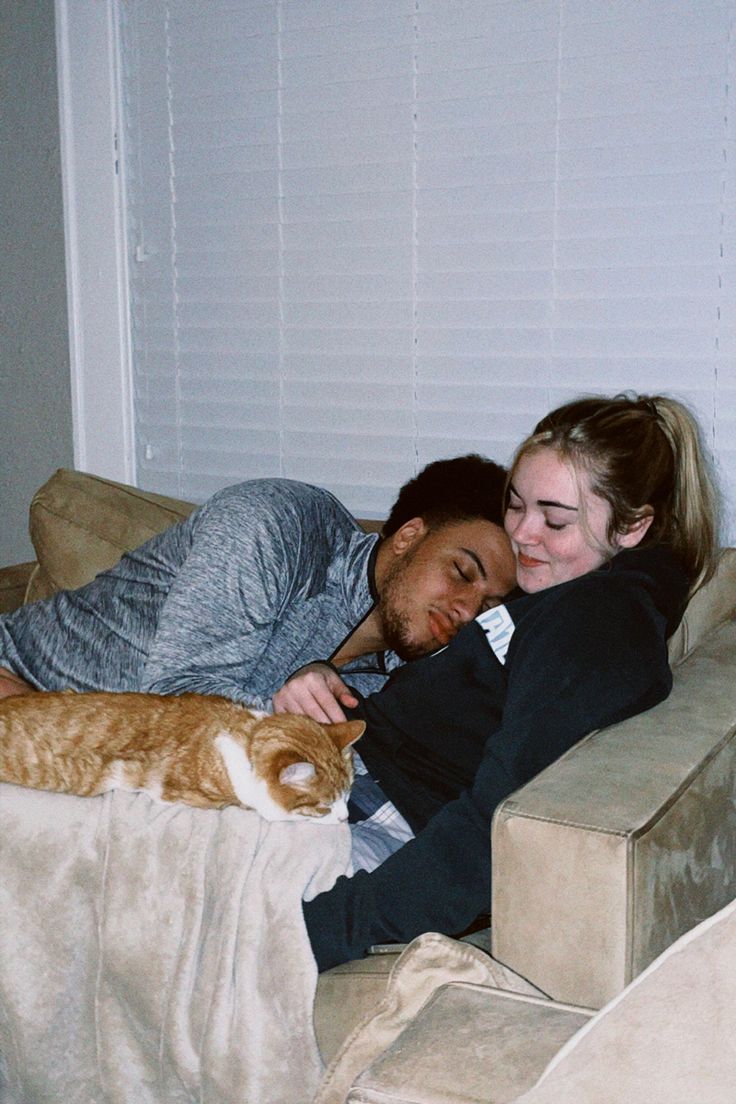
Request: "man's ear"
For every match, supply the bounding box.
[388,516,428,556]
[615,508,654,549]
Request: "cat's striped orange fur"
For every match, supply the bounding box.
[0,690,363,822]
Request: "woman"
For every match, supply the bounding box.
[303,393,719,970]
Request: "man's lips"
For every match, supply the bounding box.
[428,610,456,645]
[517,551,547,569]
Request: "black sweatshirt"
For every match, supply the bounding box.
[304,546,689,971]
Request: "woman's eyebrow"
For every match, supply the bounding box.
[538,499,578,512]
[508,482,578,513]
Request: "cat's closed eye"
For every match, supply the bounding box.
[0,690,364,824]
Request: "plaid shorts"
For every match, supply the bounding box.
[348,753,414,875]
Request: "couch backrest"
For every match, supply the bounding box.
[24,468,383,604]
[27,471,736,661]
[667,547,736,664]
[25,469,196,602]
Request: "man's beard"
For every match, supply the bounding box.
[377,558,428,662]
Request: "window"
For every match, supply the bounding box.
[115,0,736,538]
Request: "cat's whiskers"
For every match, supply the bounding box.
[0,690,364,820]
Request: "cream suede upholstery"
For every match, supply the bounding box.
[337,900,736,1104]
[345,986,590,1104]
[1,468,734,1101]
[24,467,195,602]
[491,553,736,1007]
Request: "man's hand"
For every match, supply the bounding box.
[0,667,34,699]
[272,662,359,723]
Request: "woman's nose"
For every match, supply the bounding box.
[509,512,538,545]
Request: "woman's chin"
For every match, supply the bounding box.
[516,566,550,593]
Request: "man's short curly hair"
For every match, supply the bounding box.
[383,454,507,537]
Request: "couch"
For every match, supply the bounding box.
[2,467,735,1102]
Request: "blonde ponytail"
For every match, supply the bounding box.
[517,393,719,591]
[650,397,718,589]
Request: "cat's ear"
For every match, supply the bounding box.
[328,719,365,750]
[279,761,316,787]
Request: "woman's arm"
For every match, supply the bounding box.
[304,575,675,970]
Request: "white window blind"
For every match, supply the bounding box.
[120,0,736,539]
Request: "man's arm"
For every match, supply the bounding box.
[139,485,321,705]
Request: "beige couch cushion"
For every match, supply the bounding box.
[316,933,546,1104]
[25,469,196,601]
[340,899,736,1104]
[514,895,736,1104]
[667,546,736,664]
[315,953,404,1067]
[346,985,589,1104]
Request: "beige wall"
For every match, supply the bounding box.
[0,0,73,566]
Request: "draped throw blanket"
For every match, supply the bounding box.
[0,783,351,1104]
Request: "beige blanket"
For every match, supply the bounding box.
[0,783,351,1104]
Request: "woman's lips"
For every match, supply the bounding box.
[517,551,547,568]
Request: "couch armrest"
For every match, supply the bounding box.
[491,617,736,1008]
[667,547,736,663]
[345,983,589,1104]
[0,561,37,614]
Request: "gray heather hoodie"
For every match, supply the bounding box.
[0,479,400,708]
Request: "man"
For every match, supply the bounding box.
[273,454,516,720]
[0,455,516,710]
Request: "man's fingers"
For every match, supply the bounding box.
[272,664,353,723]
[315,697,348,724]
[289,690,346,724]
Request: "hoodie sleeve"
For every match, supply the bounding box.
[304,568,675,970]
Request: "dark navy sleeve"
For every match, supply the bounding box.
[304,571,675,970]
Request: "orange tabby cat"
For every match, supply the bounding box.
[0,690,364,823]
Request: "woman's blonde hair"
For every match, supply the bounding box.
[511,393,719,590]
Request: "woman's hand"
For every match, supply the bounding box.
[0,667,34,699]
[272,662,359,723]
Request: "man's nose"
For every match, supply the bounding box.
[453,588,482,622]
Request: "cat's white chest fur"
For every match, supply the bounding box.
[214,732,349,823]
[214,734,286,820]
